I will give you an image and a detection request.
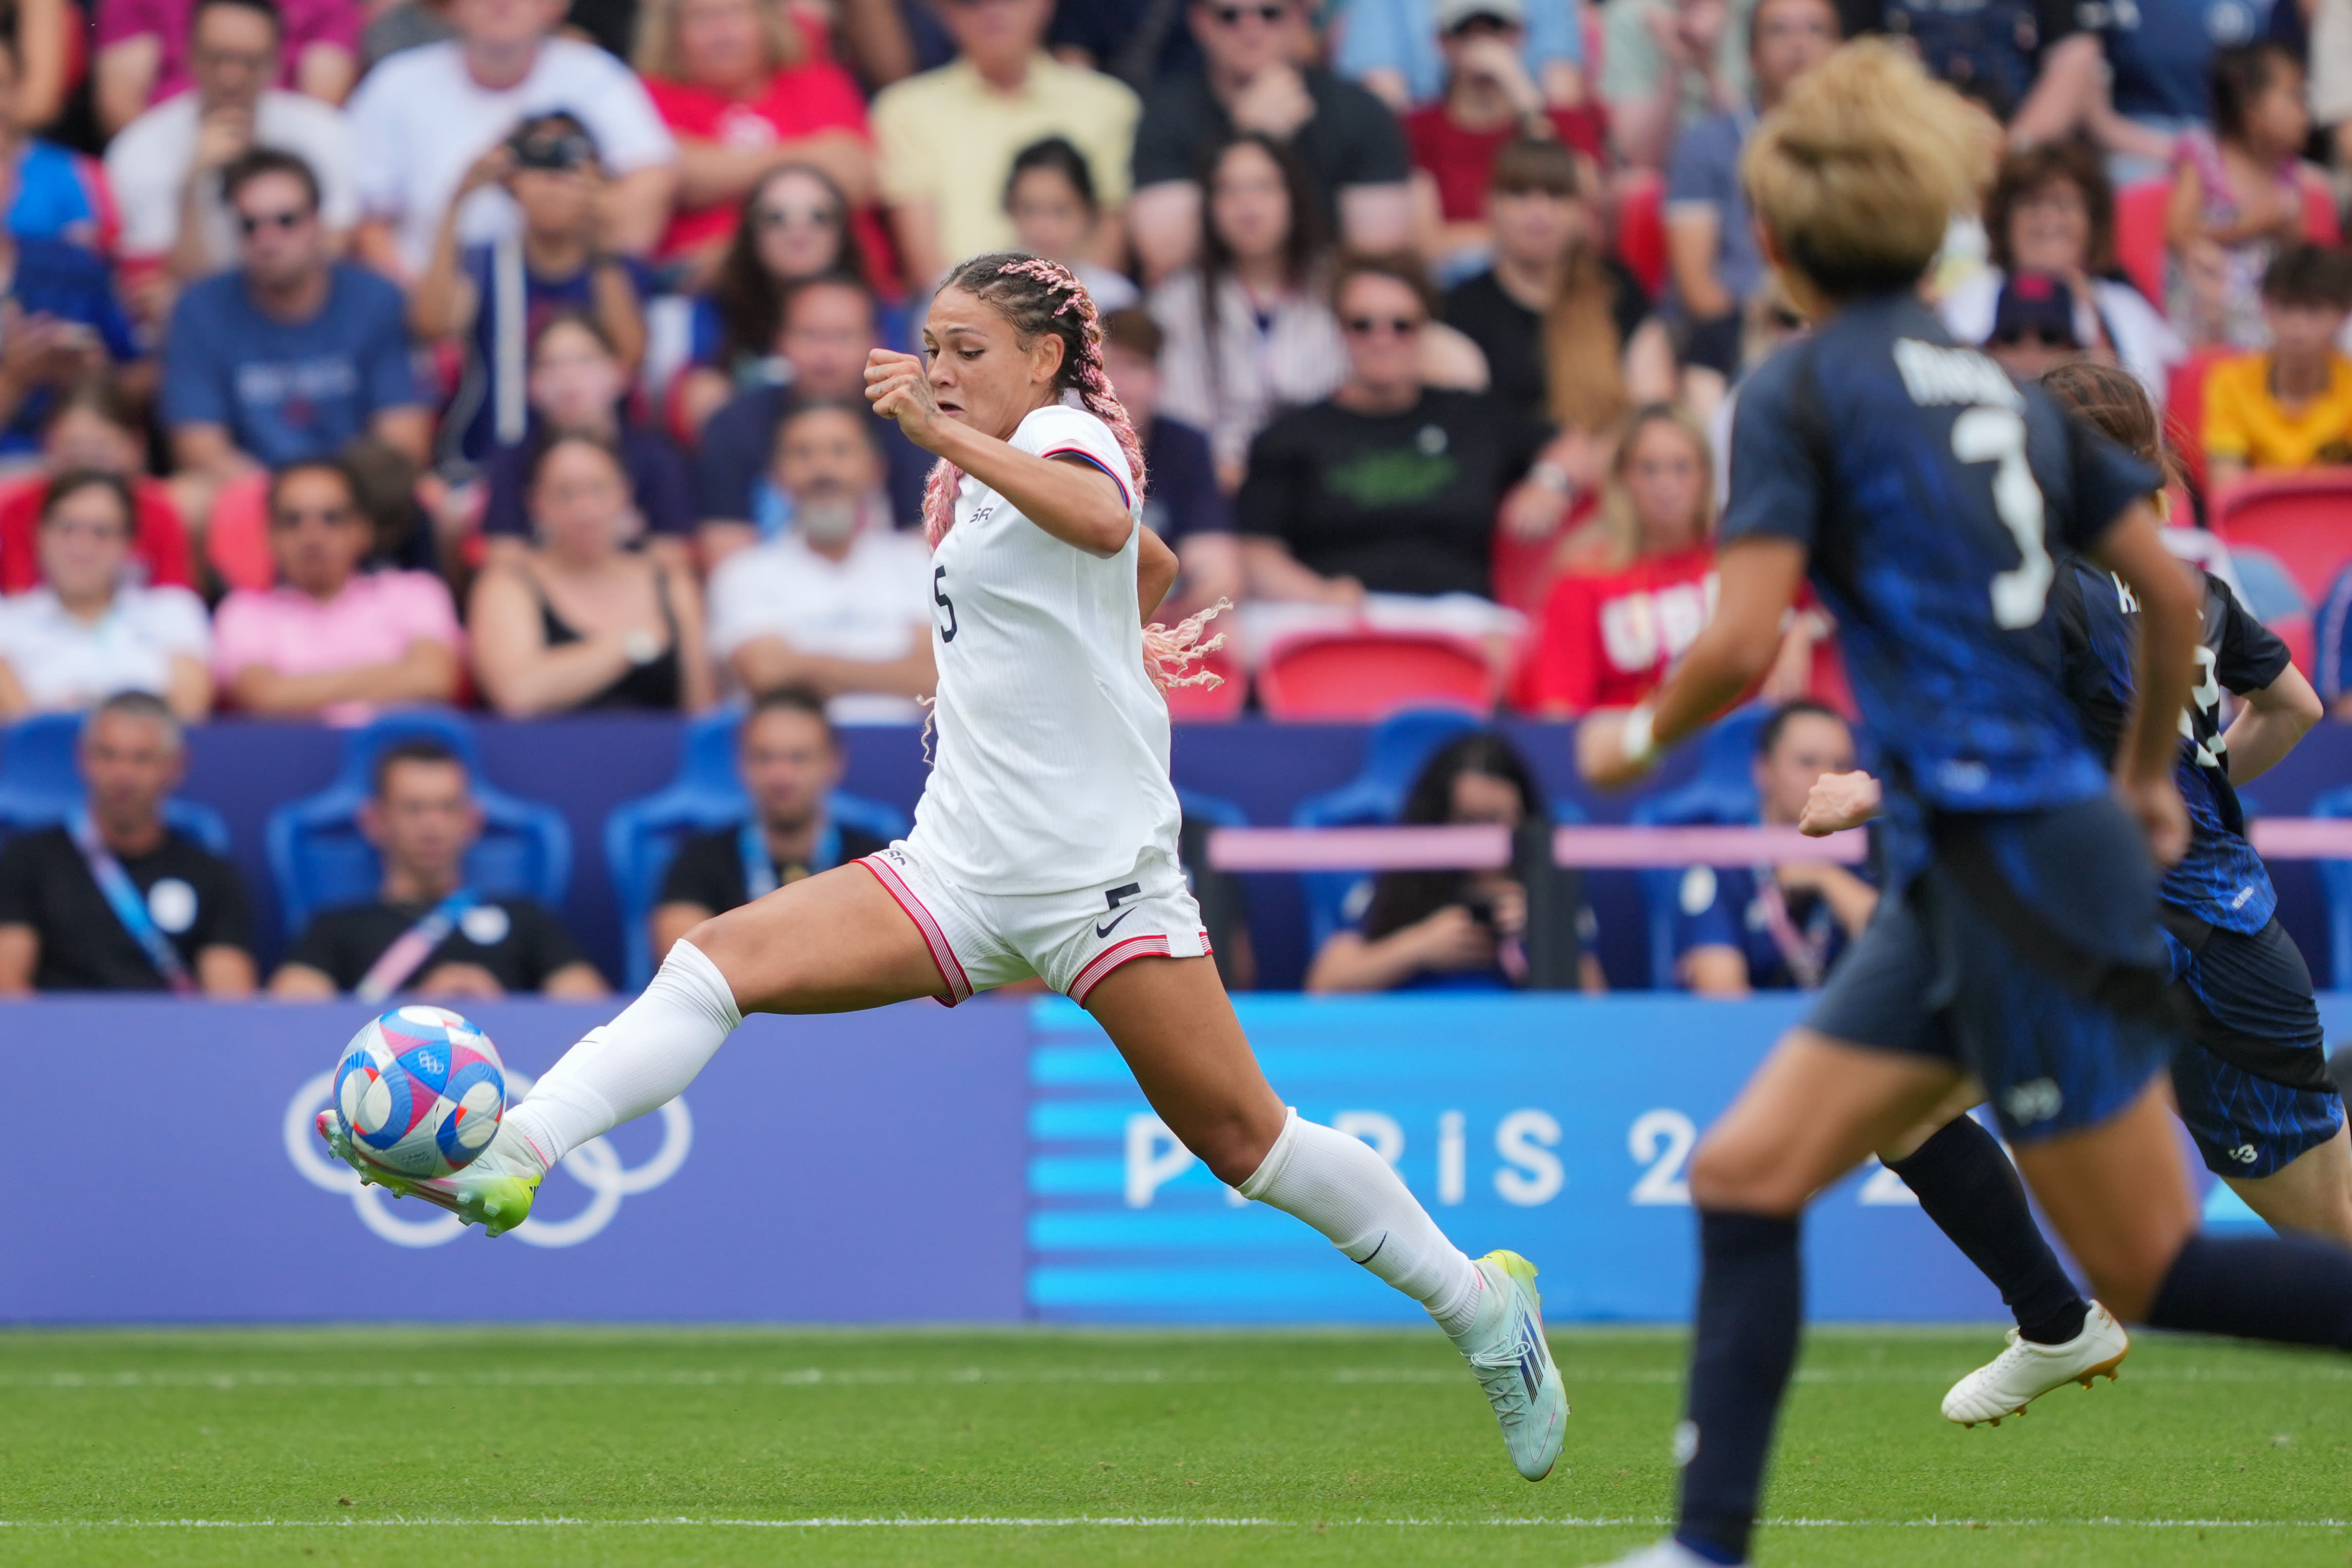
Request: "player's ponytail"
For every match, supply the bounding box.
[924,252,1223,694]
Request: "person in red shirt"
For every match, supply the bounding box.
[1405,0,1604,266]
[0,378,191,594]
[635,0,888,293]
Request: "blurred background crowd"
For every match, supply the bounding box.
[0,0,2349,1003]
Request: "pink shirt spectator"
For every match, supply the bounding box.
[211,569,462,725]
[98,0,360,105]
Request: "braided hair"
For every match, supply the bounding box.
[919,252,1222,692]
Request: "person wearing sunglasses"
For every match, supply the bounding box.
[163,148,431,521]
[868,0,1140,285]
[1128,0,1414,283]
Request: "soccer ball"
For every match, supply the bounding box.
[333,1006,507,1180]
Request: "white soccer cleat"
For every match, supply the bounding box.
[317,1108,544,1237]
[1450,1248,1569,1481]
[1579,1540,1735,1567]
[1942,1300,2129,1427]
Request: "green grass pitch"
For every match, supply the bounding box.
[0,1325,2344,1566]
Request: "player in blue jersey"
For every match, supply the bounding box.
[1573,42,2352,1568]
[1802,360,2349,1428]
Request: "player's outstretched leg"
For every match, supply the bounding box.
[1881,1111,2126,1426]
[1082,954,1569,1482]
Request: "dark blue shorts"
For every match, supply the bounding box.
[1807,797,2179,1145]
[2161,915,2344,1178]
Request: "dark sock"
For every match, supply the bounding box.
[1887,1115,2088,1345]
[2148,1234,2352,1348]
[1674,1211,1802,1567]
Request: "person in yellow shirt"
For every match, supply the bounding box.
[869,0,1140,285]
[2204,242,2352,491]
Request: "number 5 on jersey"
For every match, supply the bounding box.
[933,566,957,643]
[1952,406,2052,628]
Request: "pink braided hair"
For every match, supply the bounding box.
[919,252,1225,695]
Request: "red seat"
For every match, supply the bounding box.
[1256,630,1500,721]
[2210,471,2352,604]
[2269,610,2317,677]
[2302,172,2341,244]
[1162,648,1247,721]
[2116,180,2169,306]
[1613,171,1667,302]
[2164,348,2231,501]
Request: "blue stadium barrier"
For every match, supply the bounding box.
[604,706,909,988]
[264,709,572,938]
[0,711,232,855]
[2311,785,2352,990]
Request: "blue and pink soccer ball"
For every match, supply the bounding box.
[333,1006,506,1179]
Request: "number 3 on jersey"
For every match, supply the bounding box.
[1952,406,2053,628]
[933,565,957,643]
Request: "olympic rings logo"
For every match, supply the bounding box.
[283,1070,693,1248]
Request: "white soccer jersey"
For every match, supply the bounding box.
[905,403,1181,896]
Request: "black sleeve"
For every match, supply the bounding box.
[2036,0,2081,49]
[658,831,743,912]
[0,835,39,927]
[190,852,255,956]
[2207,572,2293,695]
[1500,399,1553,482]
[1318,75,1411,185]
[283,909,368,990]
[511,902,589,988]
[1131,80,1210,188]
[1233,419,1299,542]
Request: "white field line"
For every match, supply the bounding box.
[3,1365,2346,1390]
[0,1516,2346,1530]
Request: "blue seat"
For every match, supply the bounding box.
[265,709,570,938]
[0,712,231,854]
[1631,786,1761,992]
[1290,706,1487,954]
[604,706,908,988]
[2311,785,2352,989]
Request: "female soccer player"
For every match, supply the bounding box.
[1571,43,2352,1568]
[318,251,1569,1483]
[1804,359,2349,1429]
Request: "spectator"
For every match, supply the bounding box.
[1129,0,1411,282]
[704,401,934,721]
[2086,0,2269,175]
[1404,0,1607,267]
[1981,270,2089,381]
[343,0,677,282]
[1,35,120,255]
[479,313,693,552]
[2204,243,2352,490]
[1443,137,1669,440]
[870,0,1138,284]
[1146,132,1345,489]
[211,458,464,720]
[1306,731,1601,992]
[1100,307,1243,620]
[0,692,256,996]
[1340,0,1588,113]
[1004,135,1140,311]
[0,472,212,721]
[1663,0,1839,380]
[2316,0,2352,171]
[0,381,195,594]
[1672,700,1875,995]
[694,274,931,552]
[674,163,865,434]
[0,155,143,458]
[105,0,359,309]
[163,149,430,498]
[361,0,455,67]
[1236,252,1560,653]
[411,114,649,469]
[96,0,356,137]
[1602,0,1753,171]
[270,738,608,999]
[1936,140,2181,403]
[1517,404,1808,715]
[649,685,895,964]
[637,0,885,291]
[2166,43,2315,349]
[5,0,73,134]
[1861,0,2104,140]
[470,432,714,716]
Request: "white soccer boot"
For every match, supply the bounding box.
[1942,1300,2129,1426]
[1581,1540,1736,1567]
[1449,1249,1569,1481]
[318,1109,544,1237]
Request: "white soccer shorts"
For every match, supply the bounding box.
[858,839,1212,1006]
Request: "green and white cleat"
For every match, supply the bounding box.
[316,1110,543,1237]
[1450,1248,1569,1480]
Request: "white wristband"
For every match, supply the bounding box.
[1620,702,1658,768]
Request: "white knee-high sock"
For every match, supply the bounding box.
[500,940,742,1173]
[1239,1109,1483,1334]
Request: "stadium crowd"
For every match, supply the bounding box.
[0,0,2350,999]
